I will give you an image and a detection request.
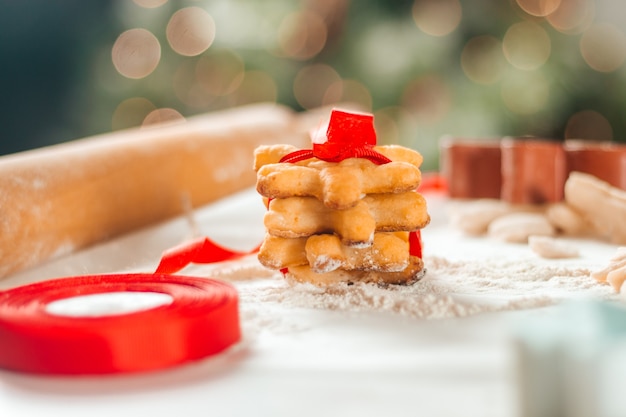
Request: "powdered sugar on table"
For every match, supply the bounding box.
[174,191,617,324]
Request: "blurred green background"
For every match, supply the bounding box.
[1,0,625,170]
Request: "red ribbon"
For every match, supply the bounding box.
[279,146,391,165]
[155,236,259,274]
[280,109,391,165]
[0,228,263,375]
[0,273,240,375]
[409,229,423,259]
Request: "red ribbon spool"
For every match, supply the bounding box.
[0,234,252,375]
[0,273,240,375]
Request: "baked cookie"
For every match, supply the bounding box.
[254,108,429,285]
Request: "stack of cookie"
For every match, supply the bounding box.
[253,110,430,285]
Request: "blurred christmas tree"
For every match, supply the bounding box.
[1,0,625,171]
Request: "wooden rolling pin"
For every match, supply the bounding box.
[0,103,308,279]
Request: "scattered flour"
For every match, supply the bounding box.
[146,190,619,324]
[193,252,615,322]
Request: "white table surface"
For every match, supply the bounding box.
[1,188,622,417]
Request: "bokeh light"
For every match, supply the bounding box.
[516,0,561,17]
[412,0,462,37]
[112,97,156,130]
[461,35,505,84]
[142,108,185,127]
[546,0,594,34]
[401,75,451,124]
[195,50,245,97]
[323,79,373,110]
[166,7,216,57]
[293,64,342,110]
[229,70,277,106]
[173,60,213,109]
[580,23,626,72]
[502,21,551,71]
[356,22,419,82]
[6,0,626,164]
[112,28,161,79]
[565,110,613,141]
[277,11,327,60]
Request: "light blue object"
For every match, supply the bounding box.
[514,300,626,417]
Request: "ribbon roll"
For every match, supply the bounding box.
[0,273,240,375]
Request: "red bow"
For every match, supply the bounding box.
[280,109,391,165]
